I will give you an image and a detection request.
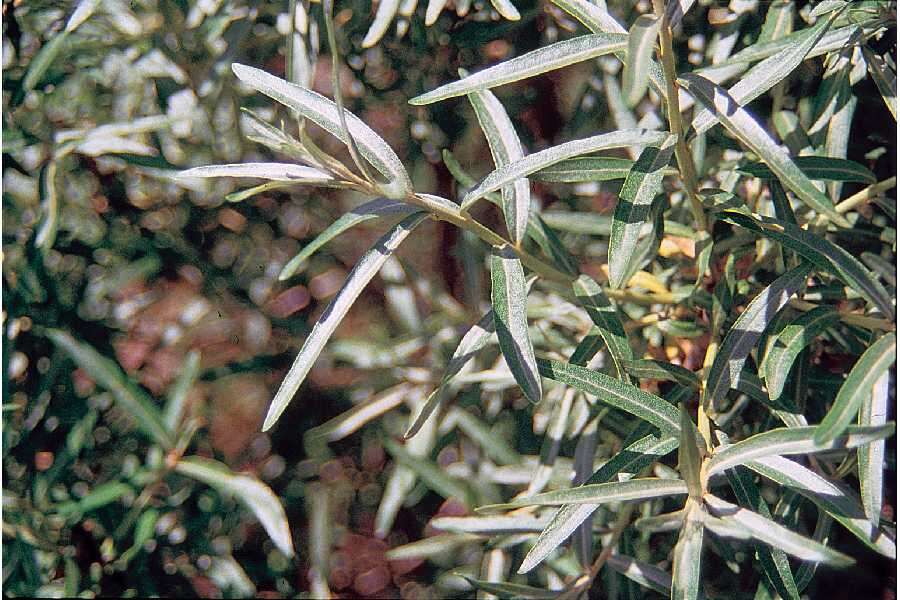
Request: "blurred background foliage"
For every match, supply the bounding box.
[2,0,896,598]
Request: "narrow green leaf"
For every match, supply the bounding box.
[306,384,409,447]
[622,15,660,107]
[747,455,896,558]
[678,74,849,227]
[537,359,681,434]
[232,64,412,199]
[162,350,201,434]
[279,199,415,280]
[518,433,678,573]
[704,262,813,410]
[466,78,530,244]
[492,246,541,404]
[45,329,173,449]
[21,32,70,95]
[431,514,567,535]
[378,400,438,536]
[679,406,704,499]
[608,554,671,596]
[635,509,685,533]
[862,47,897,120]
[761,307,839,400]
[263,212,428,431]
[177,162,337,184]
[608,135,676,288]
[815,333,896,444]
[383,436,474,505]
[461,578,558,599]
[462,129,669,207]
[704,495,854,566]
[175,456,294,557]
[726,467,799,600]
[407,312,496,438]
[362,0,400,48]
[385,534,480,561]
[35,161,59,251]
[859,371,890,524]
[691,15,833,136]
[533,157,655,182]
[479,478,687,511]
[410,33,627,105]
[56,482,132,517]
[540,211,611,235]
[737,156,877,184]
[708,424,895,476]
[722,211,894,317]
[723,24,859,66]
[624,360,699,389]
[672,502,705,600]
[226,182,296,204]
[572,275,633,379]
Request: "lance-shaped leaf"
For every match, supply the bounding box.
[492,246,541,404]
[533,157,636,182]
[624,359,699,389]
[691,15,833,136]
[815,333,896,444]
[431,514,561,535]
[479,478,687,511]
[704,495,854,566]
[263,212,428,431]
[723,24,859,66]
[306,384,410,448]
[747,455,896,558]
[859,371,890,525]
[672,502,705,600]
[722,211,894,317]
[862,47,897,120]
[608,554,672,596]
[622,15,660,107]
[46,329,173,449]
[572,275,632,379]
[760,307,839,401]
[678,406,704,499]
[466,77,530,244]
[738,156,877,183]
[232,64,412,199]
[726,466,799,600]
[462,578,557,599]
[406,311,497,439]
[678,73,848,227]
[410,33,627,105]
[424,0,447,25]
[35,162,58,251]
[177,163,338,184]
[383,436,474,504]
[538,359,680,434]
[279,199,415,280]
[518,433,678,573]
[707,424,895,476]
[175,457,294,557]
[361,0,400,48]
[608,135,676,288]
[704,262,813,411]
[462,129,670,207]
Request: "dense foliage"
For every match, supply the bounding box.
[3,0,897,598]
